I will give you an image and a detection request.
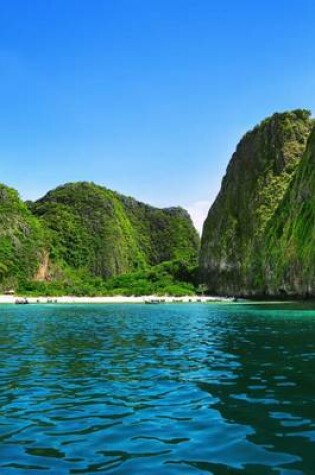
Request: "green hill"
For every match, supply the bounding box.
[0,181,199,295]
[29,182,199,280]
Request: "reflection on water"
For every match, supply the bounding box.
[0,303,314,474]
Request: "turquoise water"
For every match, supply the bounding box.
[0,303,314,474]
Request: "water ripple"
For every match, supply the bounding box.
[0,303,314,474]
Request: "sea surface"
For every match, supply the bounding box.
[0,303,314,474]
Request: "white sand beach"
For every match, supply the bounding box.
[0,295,231,305]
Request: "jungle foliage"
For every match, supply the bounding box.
[18,260,198,297]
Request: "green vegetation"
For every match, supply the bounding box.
[0,182,199,295]
[0,184,46,290]
[200,110,315,298]
[18,260,198,297]
[263,128,315,296]
[29,182,199,279]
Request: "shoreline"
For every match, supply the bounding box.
[0,295,308,306]
[0,295,233,305]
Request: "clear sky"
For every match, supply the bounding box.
[1,0,314,232]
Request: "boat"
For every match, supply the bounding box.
[15,298,29,305]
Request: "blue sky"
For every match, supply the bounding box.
[1,0,314,232]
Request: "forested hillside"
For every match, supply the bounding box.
[30,182,199,279]
[0,181,199,295]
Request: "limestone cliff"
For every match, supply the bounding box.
[263,128,315,296]
[200,110,314,297]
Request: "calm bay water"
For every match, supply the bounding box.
[0,303,314,475]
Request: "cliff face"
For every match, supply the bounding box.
[0,184,45,289]
[200,110,314,297]
[31,182,199,279]
[263,129,315,296]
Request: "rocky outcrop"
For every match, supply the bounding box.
[200,110,314,298]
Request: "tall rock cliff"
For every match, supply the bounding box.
[30,182,199,279]
[200,110,314,297]
[263,129,315,296]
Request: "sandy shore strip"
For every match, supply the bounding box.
[0,295,233,305]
